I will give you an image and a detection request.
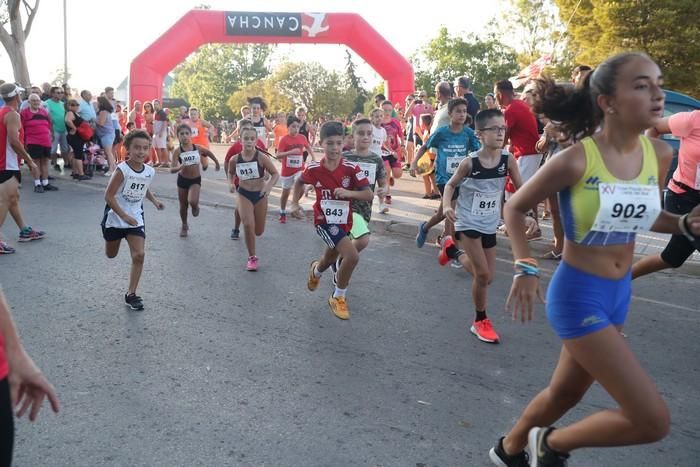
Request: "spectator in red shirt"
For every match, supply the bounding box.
[276,115,314,223]
[495,79,542,239]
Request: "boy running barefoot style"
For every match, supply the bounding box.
[331,118,388,282]
[290,121,373,320]
[102,130,165,310]
[276,115,314,223]
[170,124,220,237]
[440,109,523,343]
[410,98,481,247]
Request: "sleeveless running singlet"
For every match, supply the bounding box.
[455,151,509,233]
[252,117,267,148]
[0,106,22,171]
[559,135,661,246]
[104,161,155,228]
[235,151,266,181]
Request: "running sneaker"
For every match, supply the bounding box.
[34,184,44,193]
[307,261,320,291]
[528,427,569,467]
[470,319,500,343]
[43,183,59,191]
[379,200,389,214]
[231,229,240,240]
[246,256,258,271]
[0,242,16,254]
[416,221,428,248]
[489,437,530,467]
[328,295,350,320]
[125,293,144,311]
[450,259,463,269]
[385,195,392,204]
[18,227,45,242]
[438,235,455,266]
[279,213,287,224]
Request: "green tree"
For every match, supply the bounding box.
[555,0,700,96]
[499,0,574,80]
[170,43,273,120]
[411,27,519,99]
[228,62,358,120]
[227,79,294,118]
[344,50,368,115]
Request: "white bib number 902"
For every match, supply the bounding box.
[320,200,350,224]
[236,161,260,180]
[591,183,660,233]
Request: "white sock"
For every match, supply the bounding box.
[34,179,41,186]
[333,287,347,298]
[41,179,48,186]
[280,209,286,215]
[313,265,322,278]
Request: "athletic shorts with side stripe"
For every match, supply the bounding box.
[315,223,348,249]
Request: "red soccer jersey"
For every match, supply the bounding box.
[278,133,309,177]
[225,139,266,165]
[300,157,369,231]
[382,118,403,152]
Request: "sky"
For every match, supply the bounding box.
[1,0,504,93]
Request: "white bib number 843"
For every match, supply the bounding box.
[320,200,350,224]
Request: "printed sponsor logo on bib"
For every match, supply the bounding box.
[320,199,350,224]
[236,161,260,180]
[471,191,500,216]
[122,176,149,202]
[446,156,465,174]
[591,183,661,233]
[287,155,302,169]
[357,162,377,185]
[180,150,200,166]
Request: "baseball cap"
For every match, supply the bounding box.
[0,83,25,99]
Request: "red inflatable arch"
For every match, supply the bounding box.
[129,10,414,108]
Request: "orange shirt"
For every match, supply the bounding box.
[273,124,288,150]
[190,119,209,148]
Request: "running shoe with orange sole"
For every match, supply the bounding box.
[307,261,320,291]
[328,295,350,320]
[438,235,455,266]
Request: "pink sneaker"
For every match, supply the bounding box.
[470,319,500,343]
[246,256,258,271]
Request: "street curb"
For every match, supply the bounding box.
[51,171,700,277]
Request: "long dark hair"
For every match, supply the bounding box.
[97,96,113,113]
[532,51,651,139]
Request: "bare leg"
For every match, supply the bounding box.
[329,236,359,289]
[0,178,20,229]
[105,239,121,258]
[188,184,201,217]
[177,187,189,236]
[125,235,146,295]
[104,145,116,172]
[237,194,256,257]
[353,235,370,253]
[280,187,291,212]
[253,196,268,237]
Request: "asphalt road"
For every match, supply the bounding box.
[0,170,698,467]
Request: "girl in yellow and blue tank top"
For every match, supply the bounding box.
[487,52,700,467]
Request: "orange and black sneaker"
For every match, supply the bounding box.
[470,318,500,343]
[307,261,320,291]
[328,295,350,320]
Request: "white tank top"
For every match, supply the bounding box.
[104,161,155,229]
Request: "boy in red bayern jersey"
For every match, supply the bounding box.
[290,121,373,320]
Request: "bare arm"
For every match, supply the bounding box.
[260,154,280,196]
[646,117,671,138]
[145,189,164,210]
[200,147,220,171]
[507,154,524,191]
[169,148,183,173]
[0,289,60,421]
[442,157,472,222]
